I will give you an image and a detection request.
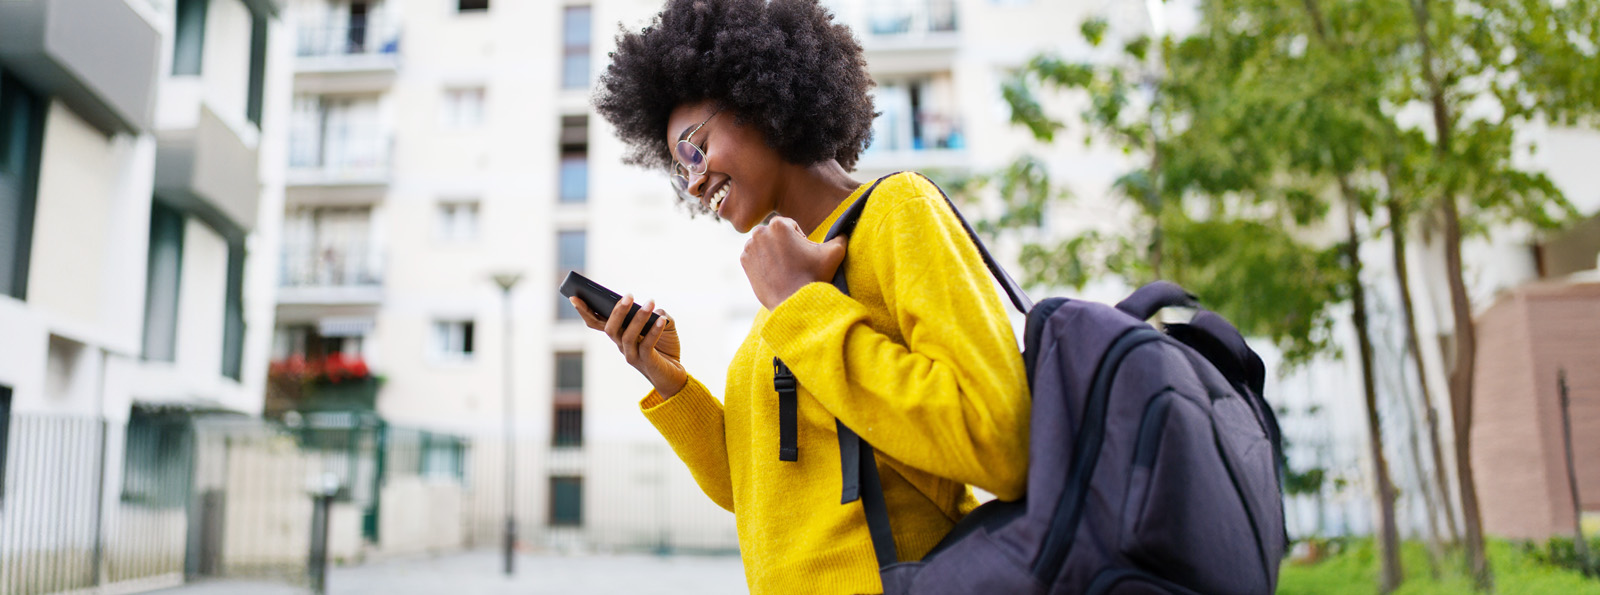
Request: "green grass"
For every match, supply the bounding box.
[1278,539,1600,594]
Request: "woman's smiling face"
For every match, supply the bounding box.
[665,101,787,233]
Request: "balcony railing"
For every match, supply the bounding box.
[829,0,959,40]
[280,243,382,288]
[287,128,392,184]
[296,19,400,60]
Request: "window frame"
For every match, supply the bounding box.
[435,200,481,242]
[0,71,46,301]
[173,0,210,76]
[561,6,593,89]
[548,475,583,527]
[440,87,486,129]
[431,319,477,362]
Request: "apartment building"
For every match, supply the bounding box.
[0,0,293,590]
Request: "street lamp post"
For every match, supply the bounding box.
[492,272,522,576]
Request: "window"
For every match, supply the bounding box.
[420,433,466,480]
[559,155,588,204]
[554,352,583,447]
[556,230,586,276]
[247,13,268,127]
[222,240,246,380]
[441,87,485,128]
[143,202,186,362]
[868,74,964,154]
[458,0,488,12]
[0,385,11,501]
[555,230,585,320]
[122,408,194,508]
[559,116,588,203]
[0,72,44,300]
[437,201,479,241]
[549,476,583,526]
[562,6,592,89]
[432,320,475,361]
[173,0,209,76]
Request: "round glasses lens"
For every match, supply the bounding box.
[675,141,706,174]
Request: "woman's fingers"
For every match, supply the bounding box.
[640,308,667,355]
[623,299,656,348]
[605,294,633,347]
[570,297,605,330]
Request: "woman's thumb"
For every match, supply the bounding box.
[820,236,848,273]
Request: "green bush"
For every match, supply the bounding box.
[1522,535,1600,576]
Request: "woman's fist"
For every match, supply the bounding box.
[740,216,848,310]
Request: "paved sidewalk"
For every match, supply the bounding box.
[150,550,747,595]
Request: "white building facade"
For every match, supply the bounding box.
[0,0,294,590]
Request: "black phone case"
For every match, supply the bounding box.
[558,271,660,337]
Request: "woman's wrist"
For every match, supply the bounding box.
[651,369,688,399]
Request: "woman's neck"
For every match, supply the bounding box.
[775,160,862,236]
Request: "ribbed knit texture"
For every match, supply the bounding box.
[641,172,1030,594]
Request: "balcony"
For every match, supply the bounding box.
[857,109,969,176]
[278,242,383,306]
[0,0,160,134]
[154,104,262,232]
[287,127,392,195]
[828,0,959,65]
[294,19,401,93]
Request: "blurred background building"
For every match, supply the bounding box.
[1,0,1598,592]
[1,0,298,590]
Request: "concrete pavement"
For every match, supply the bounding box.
[149,550,747,595]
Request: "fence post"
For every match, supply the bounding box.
[1558,369,1592,576]
[308,473,339,595]
[90,419,108,587]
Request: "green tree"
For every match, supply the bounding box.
[1400,0,1598,588]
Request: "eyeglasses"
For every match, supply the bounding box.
[668,107,723,201]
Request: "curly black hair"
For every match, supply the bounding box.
[594,0,876,177]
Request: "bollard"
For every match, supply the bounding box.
[308,473,340,595]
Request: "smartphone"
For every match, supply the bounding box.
[558,271,661,337]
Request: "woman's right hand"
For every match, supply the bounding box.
[570,295,688,398]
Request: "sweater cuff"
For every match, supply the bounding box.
[640,375,721,443]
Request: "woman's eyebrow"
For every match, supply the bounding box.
[678,123,696,143]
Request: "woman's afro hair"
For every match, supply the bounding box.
[594,0,876,174]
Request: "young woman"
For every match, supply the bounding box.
[573,1,1029,592]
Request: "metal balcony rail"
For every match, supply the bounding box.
[288,127,392,182]
[831,0,959,37]
[279,242,383,288]
[296,19,401,59]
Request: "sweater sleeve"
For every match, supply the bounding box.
[640,375,735,512]
[761,192,1031,501]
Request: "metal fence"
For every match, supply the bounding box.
[1,412,737,594]
[456,436,740,556]
[0,413,345,594]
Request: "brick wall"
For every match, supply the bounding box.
[1472,281,1600,540]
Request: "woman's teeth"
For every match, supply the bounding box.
[710,184,730,211]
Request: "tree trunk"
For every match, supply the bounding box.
[1388,197,1461,544]
[1344,184,1404,593]
[1408,0,1492,587]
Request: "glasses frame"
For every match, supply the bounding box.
[668,107,724,201]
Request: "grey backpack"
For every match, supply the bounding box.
[774,173,1287,594]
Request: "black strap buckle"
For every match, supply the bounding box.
[774,358,799,462]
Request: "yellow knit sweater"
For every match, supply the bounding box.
[639,172,1030,594]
